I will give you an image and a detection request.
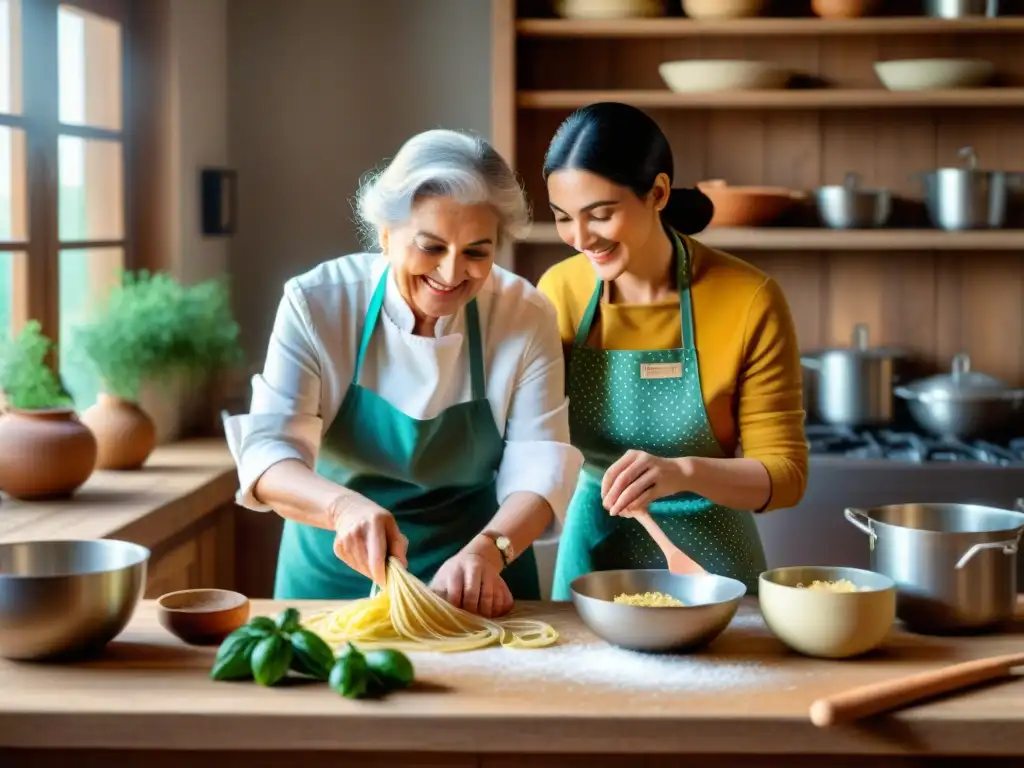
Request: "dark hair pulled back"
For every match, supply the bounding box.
[542,102,713,236]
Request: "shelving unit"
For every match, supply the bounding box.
[491,0,1024,384]
[521,224,1024,251]
[516,16,1024,37]
[518,89,1024,109]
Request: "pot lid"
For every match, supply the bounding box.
[802,323,907,359]
[900,353,1015,400]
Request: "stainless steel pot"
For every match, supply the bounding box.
[916,146,1024,231]
[814,172,893,229]
[845,501,1024,634]
[800,324,906,428]
[0,539,149,660]
[894,352,1024,440]
[925,0,998,17]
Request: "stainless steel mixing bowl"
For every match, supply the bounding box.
[0,539,150,660]
[570,569,747,653]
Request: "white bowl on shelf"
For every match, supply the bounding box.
[874,58,996,91]
[681,0,767,18]
[659,60,791,92]
[554,0,665,19]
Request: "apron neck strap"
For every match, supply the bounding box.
[354,265,487,399]
[574,229,696,350]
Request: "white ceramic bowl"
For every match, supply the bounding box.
[759,566,896,659]
[681,0,767,19]
[555,0,665,19]
[659,60,791,93]
[874,58,996,91]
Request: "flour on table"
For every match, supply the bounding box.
[411,606,782,695]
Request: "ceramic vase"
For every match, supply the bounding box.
[80,393,158,470]
[0,408,98,499]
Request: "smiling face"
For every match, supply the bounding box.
[379,196,499,326]
[547,168,670,281]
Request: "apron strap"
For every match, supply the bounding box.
[353,264,391,384]
[573,228,697,351]
[464,298,486,400]
[353,264,487,398]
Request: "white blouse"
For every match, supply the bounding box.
[224,252,584,520]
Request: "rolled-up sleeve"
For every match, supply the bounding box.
[495,300,584,521]
[224,281,325,511]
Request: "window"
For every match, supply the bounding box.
[0,0,130,407]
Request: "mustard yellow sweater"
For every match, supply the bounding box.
[537,236,808,512]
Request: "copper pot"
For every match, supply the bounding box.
[811,0,879,18]
[697,179,806,227]
[0,408,97,499]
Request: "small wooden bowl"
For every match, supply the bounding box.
[156,589,250,645]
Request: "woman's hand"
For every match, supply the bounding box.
[330,496,408,586]
[431,552,513,618]
[601,450,689,516]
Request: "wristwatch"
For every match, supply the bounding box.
[481,531,514,569]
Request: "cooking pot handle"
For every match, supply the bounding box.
[844,508,876,544]
[955,539,1019,570]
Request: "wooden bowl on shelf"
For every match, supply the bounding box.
[156,588,250,646]
[811,0,879,18]
[697,180,807,227]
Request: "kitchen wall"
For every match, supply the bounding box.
[225,0,493,363]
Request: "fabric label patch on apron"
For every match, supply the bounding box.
[640,362,683,380]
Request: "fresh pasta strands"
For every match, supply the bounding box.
[302,556,559,652]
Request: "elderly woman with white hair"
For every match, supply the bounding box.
[224,129,583,617]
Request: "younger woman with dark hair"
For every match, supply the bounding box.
[537,102,808,599]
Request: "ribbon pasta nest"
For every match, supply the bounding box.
[302,557,559,652]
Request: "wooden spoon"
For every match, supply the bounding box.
[809,652,1024,728]
[630,509,706,576]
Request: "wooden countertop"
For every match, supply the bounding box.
[0,438,238,548]
[2,599,1024,756]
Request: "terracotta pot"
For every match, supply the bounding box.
[811,0,878,18]
[81,394,158,470]
[697,179,807,227]
[0,408,98,499]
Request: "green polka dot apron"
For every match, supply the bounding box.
[274,265,540,601]
[551,230,767,600]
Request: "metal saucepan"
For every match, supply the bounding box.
[925,0,999,17]
[814,172,893,229]
[845,500,1024,634]
[801,324,907,428]
[894,352,1024,441]
[915,146,1024,231]
[0,539,150,660]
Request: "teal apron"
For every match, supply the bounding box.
[274,266,540,600]
[551,230,767,600]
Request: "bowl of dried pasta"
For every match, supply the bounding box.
[570,569,746,653]
[758,566,896,659]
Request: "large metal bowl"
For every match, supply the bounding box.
[570,569,747,653]
[0,539,150,660]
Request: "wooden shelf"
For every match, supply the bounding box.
[519,224,1024,251]
[517,16,1024,38]
[519,88,1024,110]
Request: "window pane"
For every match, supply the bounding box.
[58,4,121,130]
[0,0,21,115]
[0,125,26,241]
[58,135,123,242]
[0,249,22,338]
[59,247,123,409]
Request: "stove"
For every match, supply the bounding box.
[805,424,1024,466]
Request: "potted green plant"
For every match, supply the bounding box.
[72,270,244,470]
[0,320,97,499]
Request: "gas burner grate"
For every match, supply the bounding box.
[805,425,1024,465]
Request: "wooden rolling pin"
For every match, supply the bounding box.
[810,652,1024,728]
